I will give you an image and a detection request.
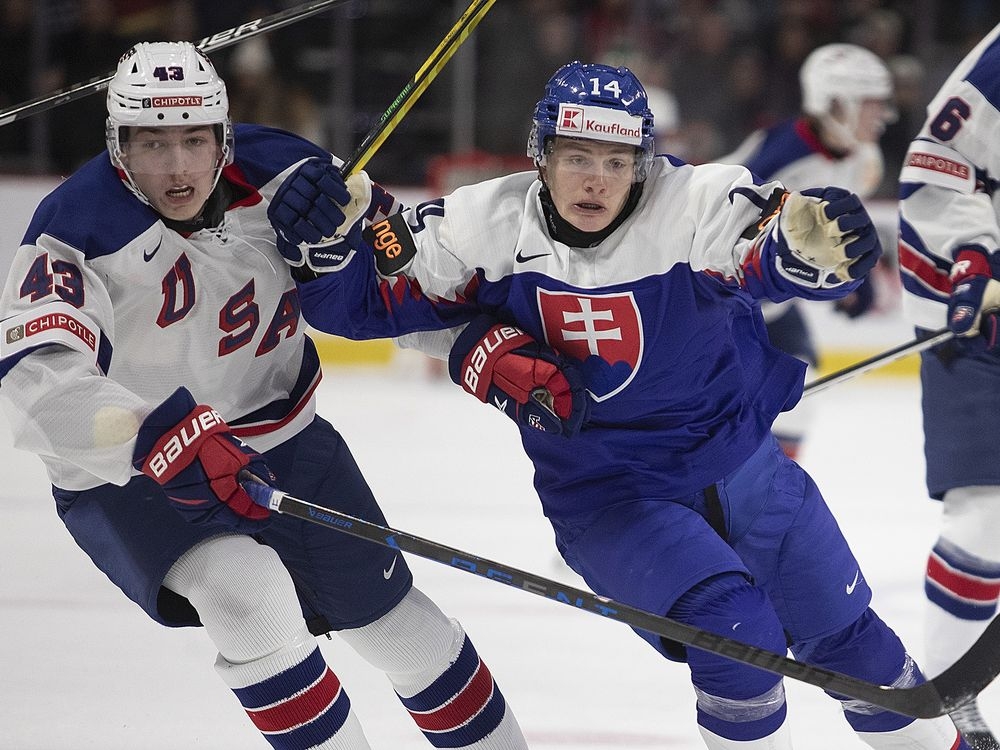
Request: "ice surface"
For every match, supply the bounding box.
[2,364,996,749]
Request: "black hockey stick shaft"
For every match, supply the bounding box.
[268,490,1000,718]
[804,327,953,396]
[339,0,497,176]
[0,0,355,127]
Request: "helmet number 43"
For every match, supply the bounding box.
[153,66,185,82]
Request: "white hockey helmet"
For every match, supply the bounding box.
[800,43,893,115]
[800,43,894,147]
[106,42,234,200]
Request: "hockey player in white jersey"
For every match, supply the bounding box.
[897,22,1000,750]
[0,42,529,750]
[268,60,970,749]
[720,42,895,459]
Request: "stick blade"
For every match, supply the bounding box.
[930,615,1000,714]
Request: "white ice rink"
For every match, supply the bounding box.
[2,358,998,749]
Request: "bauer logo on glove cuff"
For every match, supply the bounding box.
[307,244,355,272]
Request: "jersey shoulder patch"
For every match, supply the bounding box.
[900,139,976,193]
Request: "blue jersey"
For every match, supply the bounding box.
[299,157,862,520]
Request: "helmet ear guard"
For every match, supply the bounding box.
[105,41,234,203]
[527,61,655,182]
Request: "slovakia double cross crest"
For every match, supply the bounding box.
[537,289,643,401]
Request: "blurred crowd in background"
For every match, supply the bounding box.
[2,0,999,196]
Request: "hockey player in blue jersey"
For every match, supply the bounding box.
[719,42,896,459]
[0,42,529,750]
[266,61,973,749]
[897,21,1000,750]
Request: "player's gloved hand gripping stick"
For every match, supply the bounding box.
[947,244,1000,352]
[448,315,590,437]
[133,387,276,533]
[268,159,373,275]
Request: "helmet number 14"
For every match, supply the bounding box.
[590,77,621,99]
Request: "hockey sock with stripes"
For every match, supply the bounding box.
[338,586,527,748]
[216,625,370,750]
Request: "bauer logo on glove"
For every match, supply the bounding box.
[449,315,590,437]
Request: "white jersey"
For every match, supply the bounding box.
[0,124,395,491]
[722,120,883,198]
[898,22,1000,330]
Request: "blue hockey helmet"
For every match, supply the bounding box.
[528,61,655,181]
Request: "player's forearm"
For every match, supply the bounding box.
[1,349,148,486]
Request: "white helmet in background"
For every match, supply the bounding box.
[106,42,234,201]
[800,43,894,148]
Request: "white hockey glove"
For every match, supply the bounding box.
[268,158,372,275]
[774,187,881,289]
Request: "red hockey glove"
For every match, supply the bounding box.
[133,387,275,533]
[947,245,1000,352]
[449,315,589,436]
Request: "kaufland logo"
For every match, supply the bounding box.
[142,96,203,108]
[556,103,643,145]
[559,106,584,132]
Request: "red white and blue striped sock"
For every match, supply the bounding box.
[924,538,1000,677]
[217,627,368,749]
[926,540,1000,621]
[398,634,511,748]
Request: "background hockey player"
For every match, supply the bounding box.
[0,42,528,750]
[897,21,1000,750]
[719,42,896,459]
[267,60,970,749]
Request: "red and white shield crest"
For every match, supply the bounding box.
[537,289,643,401]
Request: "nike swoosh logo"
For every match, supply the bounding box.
[143,239,163,262]
[846,570,861,595]
[515,248,550,263]
[383,556,397,580]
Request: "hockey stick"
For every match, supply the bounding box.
[266,489,1000,719]
[804,327,953,396]
[0,0,356,127]
[339,0,497,176]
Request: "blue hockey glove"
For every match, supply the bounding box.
[133,387,275,533]
[267,157,372,274]
[833,276,876,319]
[947,245,1000,351]
[449,315,590,437]
[775,187,881,289]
